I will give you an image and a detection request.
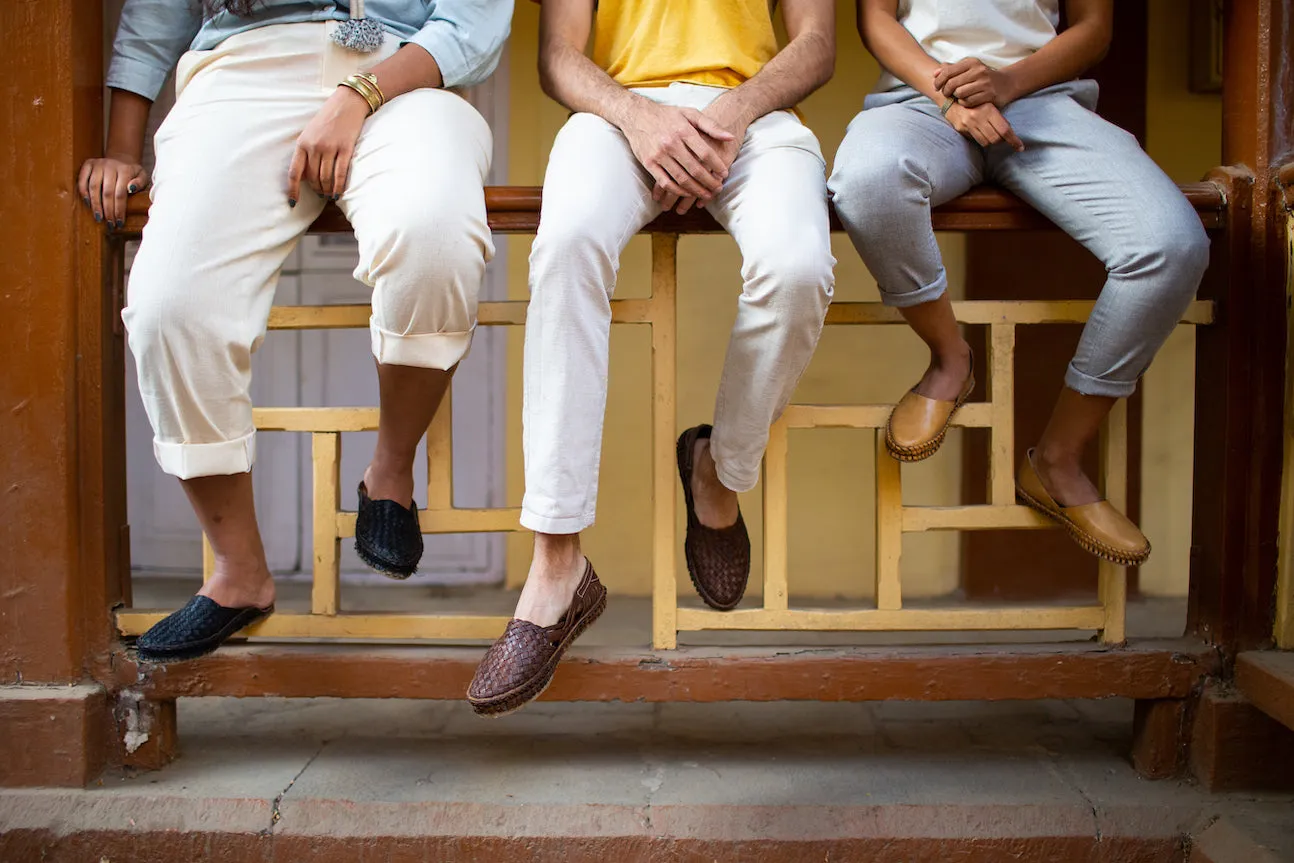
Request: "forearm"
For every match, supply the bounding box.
[860,10,945,102]
[369,43,445,98]
[105,89,152,163]
[707,30,834,130]
[539,41,648,130]
[997,21,1110,101]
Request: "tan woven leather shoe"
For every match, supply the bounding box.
[885,356,975,462]
[676,425,750,611]
[1016,449,1150,566]
[467,561,607,717]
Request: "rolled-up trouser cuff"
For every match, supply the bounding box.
[519,508,595,535]
[880,272,949,309]
[371,322,475,370]
[1065,363,1137,399]
[154,431,256,479]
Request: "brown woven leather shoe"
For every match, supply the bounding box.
[1016,449,1151,566]
[467,561,607,717]
[885,354,975,462]
[676,425,750,611]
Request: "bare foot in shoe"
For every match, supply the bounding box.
[515,539,586,627]
[198,557,275,610]
[913,340,973,402]
[691,437,740,529]
[363,458,415,508]
[1032,448,1101,507]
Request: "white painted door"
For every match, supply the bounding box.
[119,25,511,587]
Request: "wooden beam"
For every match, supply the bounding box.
[1235,651,1294,733]
[121,183,1229,236]
[676,606,1105,632]
[105,639,1218,702]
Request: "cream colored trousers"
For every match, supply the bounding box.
[125,23,494,479]
[521,83,836,535]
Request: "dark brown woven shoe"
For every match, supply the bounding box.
[467,561,607,717]
[676,425,750,611]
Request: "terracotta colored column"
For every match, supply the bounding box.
[0,0,128,787]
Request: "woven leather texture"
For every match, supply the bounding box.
[468,563,607,706]
[677,425,751,611]
[354,482,424,578]
[136,595,271,661]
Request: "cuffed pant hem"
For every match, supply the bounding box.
[154,431,256,479]
[520,508,595,535]
[880,273,949,309]
[1065,364,1137,399]
[371,322,475,370]
[710,437,760,495]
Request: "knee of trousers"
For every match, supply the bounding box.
[744,245,836,328]
[365,211,490,371]
[828,151,930,232]
[1110,214,1212,293]
[527,223,621,305]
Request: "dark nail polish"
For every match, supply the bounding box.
[94,213,102,223]
[288,199,297,208]
[128,184,137,194]
[83,196,90,205]
[116,220,125,229]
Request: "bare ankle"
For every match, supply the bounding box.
[532,534,583,579]
[932,340,971,370]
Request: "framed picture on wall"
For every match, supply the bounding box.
[1190,0,1224,94]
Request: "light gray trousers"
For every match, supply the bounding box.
[828,81,1209,398]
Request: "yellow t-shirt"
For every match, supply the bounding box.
[592,0,778,89]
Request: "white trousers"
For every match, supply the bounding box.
[124,23,494,479]
[521,83,835,534]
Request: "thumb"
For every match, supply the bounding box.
[127,169,150,195]
[691,112,736,141]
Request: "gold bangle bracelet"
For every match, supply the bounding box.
[339,79,380,114]
[339,72,385,114]
[351,72,386,110]
[941,97,957,116]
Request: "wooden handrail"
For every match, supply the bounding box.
[120,181,1228,237]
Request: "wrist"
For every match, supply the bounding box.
[996,69,1022,105]
[336,80,378,116]
[705,96,750,137]
[104,147,143,165]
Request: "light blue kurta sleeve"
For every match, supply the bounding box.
[406,0,515,89]
[106,0,204,100]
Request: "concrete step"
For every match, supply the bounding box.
[3,698,1293,862]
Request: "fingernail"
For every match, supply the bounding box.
[288,199,297,208]
[127,184,137,194]
[83,196,90,205]
[94,213,102,223]
[116,219,125,229]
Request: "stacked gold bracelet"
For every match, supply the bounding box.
[339,72,386,115]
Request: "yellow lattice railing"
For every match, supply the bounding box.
[116,189,1219,650]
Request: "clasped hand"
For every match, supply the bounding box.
[622,101,741,216]
[935,60,1025,153]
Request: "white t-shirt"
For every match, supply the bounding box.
[875,0,1062,92]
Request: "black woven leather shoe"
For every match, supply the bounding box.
[135,595,274,663]
[354,481,424,579]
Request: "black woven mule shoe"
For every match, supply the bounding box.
[135,596,274,663]
[355,481,424,579]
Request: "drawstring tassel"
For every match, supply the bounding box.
[332,0,385,52]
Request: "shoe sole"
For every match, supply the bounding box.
[354,540,417,580]
[467,591,608,718]
[136,607,274,664]
[885,382,975,464]
[676,428,745,611]
[1016,487,1151,566]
